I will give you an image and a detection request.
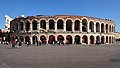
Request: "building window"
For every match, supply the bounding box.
[32,20,37,30]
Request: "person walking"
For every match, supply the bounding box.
[18,40,22,48]
[11,40,16,48]
[27,41,30,46]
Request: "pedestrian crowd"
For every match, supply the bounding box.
[10,39,72,48]
[11,39,23,48]
[0,39,104,48]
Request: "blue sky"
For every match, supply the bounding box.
[0,0,120,32]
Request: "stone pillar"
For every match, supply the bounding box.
[23,23,26,32]
[100,23,101,33]
[55,22,57,31]
[72,36,75,44]
[46,35,49,44]
[87,23,89,32]
[107,24,109,33]
[64,22,66,32]
[55,35,57,41]
[94,35,96,44]
[30,23,32,32]
[94,23,96,33]
[64,36,66,44]
[23,36,25,43]
[72,22,75,32]
[80,35,82,44]
[80,22,82,32]
[104,35,106,44]
[46,22,49,32]
[104,24,106,33]
[30,36,33,44]
[37,23,40,32]
[38,35,40,41]
[87,35,90,44]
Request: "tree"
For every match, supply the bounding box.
[0,29,5,37]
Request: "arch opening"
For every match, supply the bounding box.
[32,36,38,44]
[49,20,55,30]
[16,23,18,30]
[90,35,94,44]
[89,21,94,32]
[26,21,30,31]
[106,36,108,43]
[40,35,46,44]
[75,20,80,31]
[101,36,104,44]
[112,37,114,43]
[82,19,87,32]
[66,35,72,44]
[109,25,111,32]
[106,24,108,33]
[57,35,64,44]
[101,23,104,33]
[57,19,63,29]
[82,35,88,44]
[32,20,37,30]
[74,35,80,44]
[25,36,30,44]
[96,22,100,32]
[96,36,100,44]
[20,22,24,30]
[40,20,46,29]
[109,36,111,44]
[66,20,72,31]
[10,22,14,32]
[48,35,55,44]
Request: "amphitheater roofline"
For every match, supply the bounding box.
[12,15,115,24]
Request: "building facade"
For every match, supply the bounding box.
[10,15,116,45]
[5,15,13,32]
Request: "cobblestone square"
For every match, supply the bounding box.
[0,43,120,68]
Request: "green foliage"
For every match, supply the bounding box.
[0,29,5,37]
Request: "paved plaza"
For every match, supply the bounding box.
[0,43,120,68]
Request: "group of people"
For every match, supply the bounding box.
[33,40,70,46]
[33,40,42,46]
[53,40,64,45]
[96,40,101,45]
[10,39,80,48]
[11,40,22,48]
[52,40,71,46]
[11,39,103,48]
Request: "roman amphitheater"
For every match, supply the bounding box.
[10,15,115,45]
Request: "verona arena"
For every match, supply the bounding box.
[10,15,115,45]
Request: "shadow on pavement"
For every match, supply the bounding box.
[109,59,120,62]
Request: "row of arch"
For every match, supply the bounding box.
[11,18,115,33]
[13,35,115,45]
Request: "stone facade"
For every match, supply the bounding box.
[5,15,13,32]
[10,15,115,45]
